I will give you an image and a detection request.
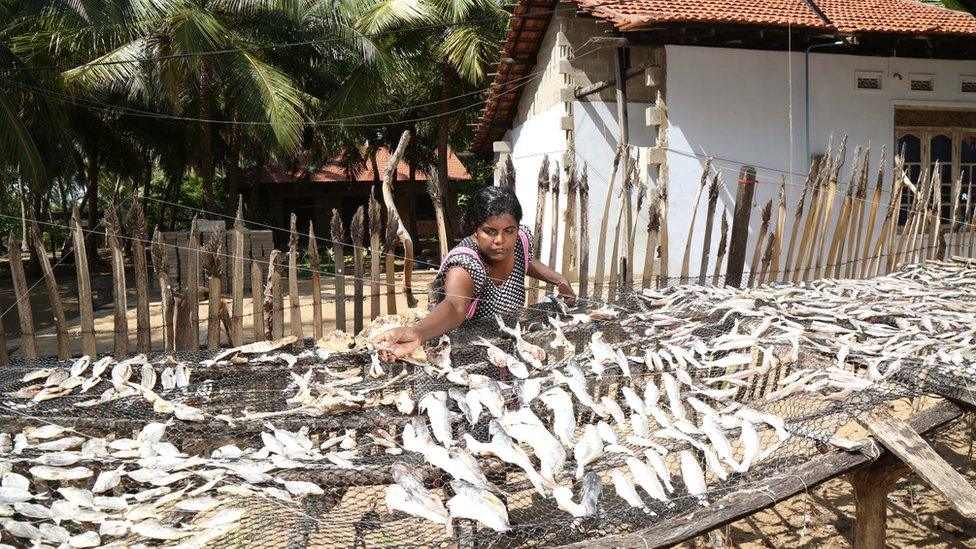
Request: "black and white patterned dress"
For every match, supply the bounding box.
[430,225,534,320]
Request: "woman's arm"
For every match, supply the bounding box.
[527,258,576,300]
[372,268,476,360]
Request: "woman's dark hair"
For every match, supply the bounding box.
[460,186,523,236]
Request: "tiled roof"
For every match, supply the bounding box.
[815,0,976,35]
[244,147,472,185]
[578,0,829,31]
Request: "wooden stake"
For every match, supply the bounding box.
[0,297,6,364]
[799,137,837,280]
[794,165,827,282]
[309,221,323,340]
[909,168,934,264]
[770,177,787,281]
[697,173,720,285]
[126,198,151,353]
[7,231,36,357]
[368,189,382,320]
[201,232,223,348]
[927,165,943,261]
[385,210,400,315]
[529,156,549,303]
[747,200,772,287]
[726,166,757,287]
[757,232,775,286]
[250,256,264,341]
[848,150,871,278]
[594,144,624,299]
[680,158,711,282]
[656,160,670,288]
[897,168,928,268]
[947,173,963,256]
[608,163,629,299]
[962,176,976,257]
[872,154,906,277]
[502,156,516,188]
[263,249,283,340]
[104,203,129,356]
[426,167,450,260]
[287,213,303,341]
[577,166,590,299]
[813,137,848,279]
[331,209,346,333]
[826,152,859,279]
[560,167,579,283]
[151,228,174,351]
[712,210,728,286]
[859,147,886,279]
[71,205,96,357]
[783,159,817,281]
[351,206,365,334]
[380,131,417,307]
[231,196,245,346]
[627,152,647,268]
[547,166,560,295]
[848,454,907,549]
[641,190,661,289]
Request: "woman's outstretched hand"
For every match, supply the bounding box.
[372,327,423,362]
[556,276,577,303]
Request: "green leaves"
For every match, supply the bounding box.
[227,50,304,150]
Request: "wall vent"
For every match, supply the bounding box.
[909,74,934,92]
[962,76,976,94]
[855,71,883,90]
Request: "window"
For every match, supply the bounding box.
[895,128,976,226]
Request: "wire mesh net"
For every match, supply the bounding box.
[1,259,974,548]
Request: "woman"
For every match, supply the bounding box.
[374,186,575,361]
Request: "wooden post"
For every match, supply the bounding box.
[28,222,70,358]
[104,203,129,356]
[560,167,579,283]
[151,228,174,351]
[126,198,151,353]
[0,297,6,364]
[501,156,516,188]
[594,144,625,299]
[547,167,560,295]
[826,156,858,279]
[577,166,590,299]
[351,207,365,334]
[657,162,670,288]
[250,256,264,341]
[859,147,885,279]
[847,455,907,549]
[331,209,346,333]
[747,200,772,287]
[368,190,382,320]
[641,190,661,289]
[848,151,872,277]
[614,44,633,282]
[380,131,417,307]
[712,209,729,286]
[927,167,943,261]
[385,210,400,315]
[725,166,756,287]
[795,156,829,282]
[231,197,245,346]
[697,173,720,285]
[308,221,323,340]
[201,233,223,348]
[757,232,775,286]
[7,231,36,357]
[871,155,905,277]
[528,156,549,303]
[783,160,816,281]
[71,205,96,357]
[287,213,303,341]
[770,178,787,281]
[426,167,450,261]
[680,158,711,282]
[813,137,847,279]
[263,249,284,340]
[946,174,963,258]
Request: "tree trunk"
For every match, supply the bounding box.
[168,167,184,231]
[227,130,241,211]
[85,155,101,261]
[438,62,460,242]
[198,64,216,214]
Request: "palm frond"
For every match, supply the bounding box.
[355,0,435,34]
[226,50,305,151]
[0,88,46,185]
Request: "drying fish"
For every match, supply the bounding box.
[30,465,93,481]
[425,336,453,375]
[548,317,576,353]
[679,450,709,506]
[386,483,451,534]
[540,387,577,447]
[611,470,648,511]
[465,426,552,496]
[643,449,674,492]
[626,457,669,503]
[587,305,619,320]
[447,480,511,532]
[553,472,603,517]
[573,424,605,478]
[497,407,566,483]
[91,466,125,494]
[621,386,647,416]
[131,519,196,540]
[495,317,547,368]
[514,377,543,407]
[553,368,606,417]
[476,338,529,379]
[662,373,687,421]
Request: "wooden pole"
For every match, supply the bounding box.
[697,173,720,285]
[528,156,549,303]
[947,173,963,257]
[826,154,859,279]
[641,190,661,289]
[783,160,816,281]
[770,177,787,281]
[385,210,400,315]
[202,232,223,349]
[104,203,129,356]
[656,160,670,288]
[126,198,151,353]
[287,213,303,341]
[331,209,346,333]
[309,221,323,340]
[70,205,96,357]
[872,155,906,277]
[909,168,934,264]
[757,232,775,286]
[368,189,382,320]
[231,196,245,346]
[174,217,201,351]
[560,167,578,283]
[594,144,624,299]
[927,166,943,261]
[28,222,70,359]
[7,231,36,357]
[351,207,365,334]
[577,166,591,299]
[426,167,450,261]
[0,297,6,364]
[725,166,756,287]
[379,131,417,307]
[747,200,772,287]
[813,138,847,279]
[263,249,283,340]
[608,166,626,299]
[614,45,633,283]
[547,166,560,295]
[847,454,907,549]
[627,153,646,269]
[896,167,927,269]
[250,255,264,341]
[859,147,885,279]
[712,210,728,286]
[848,150,871,278]
[680,158,711,282]
[794,161,828,282]
[962,175,976,257]
[151,228,174,351]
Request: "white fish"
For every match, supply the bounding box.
[643,449,674,492]
[40,522,71,543]
[548,317,576,353]
[539,387,577,448]
[141,363,157,389]
[472,381,506,418]
[738,419,763,472]
[13,501,51,520]
[402,417,436,455]
[131,519,195,540]
[22,368,54,382]
[99,520,130,537]
[418,391,457,446]
[702,415,740,471]
[175,363,191,387]
[700,445,728,481]
[386,484,451,533]
[611,470,647,511]
[573,424,604,479]
[596,420,618,446]
[110,362,131,387]
[686,397,720,419]
[93,495,128,511]
[282,480,324,497]
[446,480,510,532]
[644,381,660,408]
[425,446,494,493]
[553,472,602,517]
[644,349,665,371]
[476,338,529,379]
[735,407,791,442]
[600,396,627,427]
[630,413,650,438]
[35,436,84,452]
[495,318,548,369]
[448,387,477,426]
[28,424,70,440]
[646,405,674,430]
[178,496,226,513]
[626,457,668,502]
[1,518,43,540]
[160,366,177,390]
[58,487,96,509]
[91,356,112,378]
[621,386,647,416]
[707,353,753,369]
[553,369,606,417]
[30,465,93,481]
[514,377,544,407]
[588,332,617,368]
[662,373,686,421]
[2,472,29,491]
[497,408,566,483]
[92,466,125,494]
[615,348,632,377]
[692,387,739,401]
[679,450,708,506]
[465,430,551,497]
[394,391,415,415]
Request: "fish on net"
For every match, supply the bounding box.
[0,260,974,547]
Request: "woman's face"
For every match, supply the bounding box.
[472,213,519,262]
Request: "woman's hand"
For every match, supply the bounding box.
[555,275,577,302]
[372,327,423,362]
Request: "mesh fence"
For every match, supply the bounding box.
[1,259,974,548]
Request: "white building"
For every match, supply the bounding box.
[472,0,976,286]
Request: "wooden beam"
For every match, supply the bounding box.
[288,213,303,341]
[560,400,964,549]
[725,166,757,287]
[331,209,346,333]
[202,233,223,349]
[30,222,70,359]
[309,221,323,340]
[575,62,658,99]
[860,407,976,519]
[231,197,246,346]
